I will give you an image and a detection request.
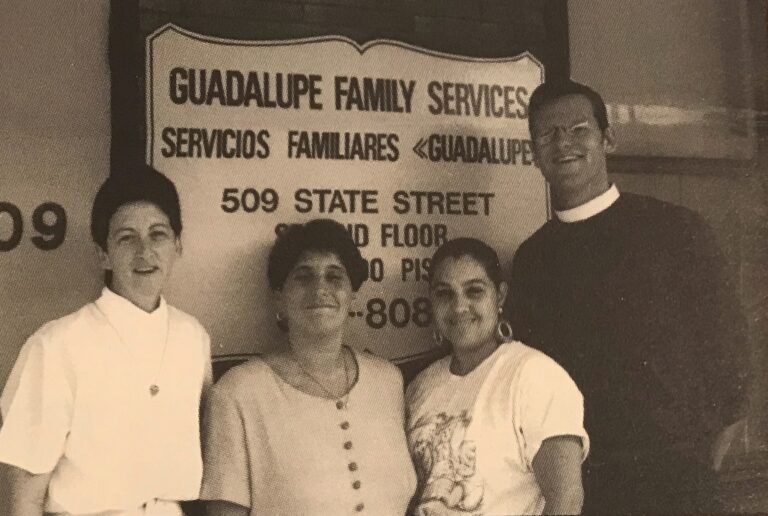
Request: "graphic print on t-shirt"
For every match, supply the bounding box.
[409,411,484,515]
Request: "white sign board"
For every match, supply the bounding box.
[146,24,547,361]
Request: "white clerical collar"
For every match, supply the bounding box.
[556,184,620,223]
[95,287,168,341]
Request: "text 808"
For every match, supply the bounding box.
[358,297,432,329]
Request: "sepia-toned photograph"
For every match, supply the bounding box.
[0,1,766,514]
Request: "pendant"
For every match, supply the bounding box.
[149,384,160,396]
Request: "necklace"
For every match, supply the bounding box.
[290,347,351,408]
[94,302,170,397]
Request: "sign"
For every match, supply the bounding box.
[146,24,547,360]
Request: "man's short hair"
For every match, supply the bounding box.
[528,79,609,135]
[91,166,182,250]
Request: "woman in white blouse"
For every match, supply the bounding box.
[201,219,416,516]
[0,168,211,516]
[406,237,588,515]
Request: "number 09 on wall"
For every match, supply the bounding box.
[0,202,67,252]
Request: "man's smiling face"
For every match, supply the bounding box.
[531,94,615,210]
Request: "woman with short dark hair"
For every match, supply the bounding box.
[0,168,212,516]
[200,219,416,516]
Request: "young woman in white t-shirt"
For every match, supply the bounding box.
[406,237,588,515]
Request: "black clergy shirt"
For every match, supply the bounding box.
[510,192,747,512]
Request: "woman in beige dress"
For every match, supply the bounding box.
[201,219,416,516]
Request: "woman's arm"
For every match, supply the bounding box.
[0,463,51,516]
[200,380,256,515]
[205,500,249,516]
[532,435,584,515]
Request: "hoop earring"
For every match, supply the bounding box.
[432,329,448,348]
[276,312,289,332]
[496,320,513,342]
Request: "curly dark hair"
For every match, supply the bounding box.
[267,219,368,292]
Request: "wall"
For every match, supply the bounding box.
[0,1,110,391]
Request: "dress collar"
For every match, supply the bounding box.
[555,184,620,223]
[95,287,168,343]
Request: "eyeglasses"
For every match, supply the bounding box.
[532,120,593,145]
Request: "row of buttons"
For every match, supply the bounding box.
[338,402,364,512]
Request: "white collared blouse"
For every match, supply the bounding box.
[0,287,212,514]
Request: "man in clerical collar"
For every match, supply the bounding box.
[509,79,747,514]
